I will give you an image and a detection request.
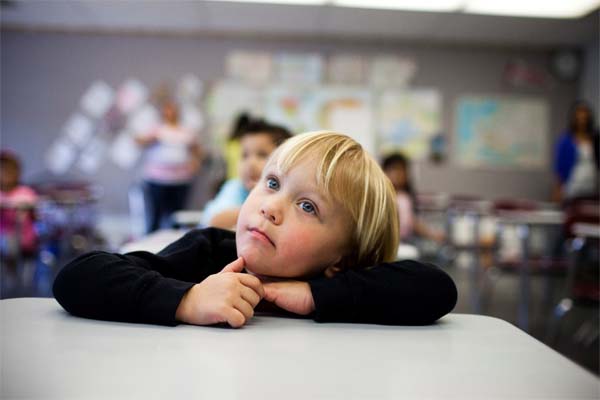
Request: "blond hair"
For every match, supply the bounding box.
[270,131,399,268]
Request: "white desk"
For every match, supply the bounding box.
[573,222,600,239]
[119,229,188,254]
[2,298,598,399]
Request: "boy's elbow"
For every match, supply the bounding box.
[53,254,83,314]
[421,271,458,324]
[52,251,105,317]
[391,264,458,325]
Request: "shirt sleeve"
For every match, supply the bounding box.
[309,260,457,325]
[200,179,247,226]
[53,228,237,326]
[554,134,575,184]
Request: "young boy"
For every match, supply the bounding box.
[53,132,457,327]
[200,119,292,229]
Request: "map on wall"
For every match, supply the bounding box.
[377,89,442,159]
[455,96,549,169]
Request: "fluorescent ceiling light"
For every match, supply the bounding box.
[332,0,463,12]
[211,0,600,18]
[463,0,600,18]
[210,0,327,4]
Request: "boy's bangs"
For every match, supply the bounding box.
[274,131,362,205]
[272,131,399,266]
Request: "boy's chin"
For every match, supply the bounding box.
[242,258,291,279]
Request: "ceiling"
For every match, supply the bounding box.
[1,0,598,47]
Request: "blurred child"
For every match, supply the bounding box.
[54,132,456,328]
[382,153,445,243]
[0,150,38,258]
[136,100,203,233]
[200,117,292,229]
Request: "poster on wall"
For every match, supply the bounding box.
[265,86,374,154]
[455,96,549,169]
[308,87,374,155]
[377,89,442,159]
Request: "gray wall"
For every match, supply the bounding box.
[1,30,583,214]
[580,39,599,117]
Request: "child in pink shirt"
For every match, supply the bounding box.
[382,153,444,243]
[0,150,38,256]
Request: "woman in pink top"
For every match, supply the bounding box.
[0,150,38,258]
[136,101,203,233]
[382,153,444,243]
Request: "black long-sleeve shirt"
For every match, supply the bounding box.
[53,228,457,326]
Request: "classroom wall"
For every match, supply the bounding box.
[1,30,582,215]
[580,39,599,118]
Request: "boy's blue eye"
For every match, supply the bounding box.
[266,177,279,190]
[299,201,315,214]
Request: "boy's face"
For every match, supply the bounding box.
[236,156,352,279]
[239,133,278,191]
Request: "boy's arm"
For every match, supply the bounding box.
[308,260,457,325]
[53,228,237,326]
[200,180,244,227]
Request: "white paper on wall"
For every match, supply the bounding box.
[207,81,265,148]
[369,56,418,88]
[226,51,273,85]
[275,53,323,85]
[46,139,77,175]
[116,79,148,114]
[80,81,114,118]
[110,130,142,169]
[63,113,94,147]
[128,104,159,136]
[327,54,367,85]
[78,137,106,174]
[177,74,204,103]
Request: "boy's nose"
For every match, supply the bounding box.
[260,201,283,225]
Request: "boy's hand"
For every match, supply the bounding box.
[261,280,315,316]
[175,257,264,328]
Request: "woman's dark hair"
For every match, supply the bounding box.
[381,152,416,208]
[568,100,597,136]
[229,112,292,145]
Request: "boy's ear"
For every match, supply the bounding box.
[323,264,342,278]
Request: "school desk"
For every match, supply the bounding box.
[119,228,188,253]
[2,298,598,399]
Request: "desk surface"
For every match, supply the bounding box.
[119,229,188,254]
[496,209,565,225]
[2,298,598,399]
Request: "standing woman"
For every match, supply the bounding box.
[553,100,600,204]
[136,100,203,233]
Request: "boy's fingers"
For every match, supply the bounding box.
[233,298,254,321]
[225,308,246,328]
[238,274,265,298]
[240,285,261,308]
[220,257,245,274]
